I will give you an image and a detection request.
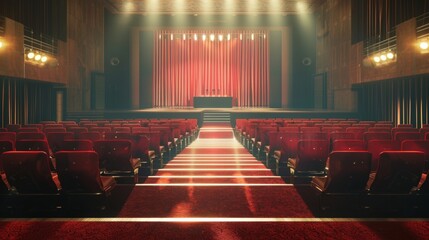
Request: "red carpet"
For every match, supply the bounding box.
[2,123,429,239]
[1,221,429,240]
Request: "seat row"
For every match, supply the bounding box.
[311,150,429,211]
[0,151,116,211]
[1,118,199,133]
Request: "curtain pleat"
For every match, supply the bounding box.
[153,30,269,108]
[0,76,55,127]
[357,75,429,128]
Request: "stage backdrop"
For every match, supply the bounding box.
[152,30,269,107]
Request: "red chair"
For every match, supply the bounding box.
[55,151,116,209]
[6,124,20,132]
[367,151,424,194]
[68,127,89,137]
[401,140,429,171]
[367,140,400,172]
[44,127,66,133]
[301,132,328,140]
[367,127,391,133]
[16,132,46,141]
[77,132,102,142]
[0,140,14,172]
[93,140,141,182]
[286,140,330,176]
[59,140,93,151]
[46,132,74,153]
[0,132,16,148]
[363,132,391,145]
[346,127,366,139]
[312,151,371,197]
[397,124,413,128]
[394,132,421,143]
[1,151,61,209]
[332,140,366,151]
[300,127,321,133]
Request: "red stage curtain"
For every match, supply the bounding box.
[153,30,269,107]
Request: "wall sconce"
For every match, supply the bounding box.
[418,38,429,53]
[25,49,52,66]
[371,50,396,66]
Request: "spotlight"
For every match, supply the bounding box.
[27,51,35,59]
[0,41,3,48]
[183,34,186,40]
[251,33,254,40]
[202,34,206,41]
[227,34,231,41]
[240,34,242,40]
[380,54,387,61]
[420,41,429,50]
[387,51,394,59]
[218,34,223,41]
[171,34,173,41]
[194,34,198,41]
[210,34,215,41]
[41,55,48,63]
[373,55,380,63]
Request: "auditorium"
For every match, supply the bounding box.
[1,0,429,239]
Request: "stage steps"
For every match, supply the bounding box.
[203,112,231,123]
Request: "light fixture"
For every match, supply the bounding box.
[41,55,48,63]
[251,33,254,40]
[210,34,215,41]
[227,34,231,41]
[420,41,429,50]
[380,54,387,61]
[183,33,186,40]
[194,34,198,41]
[240,34,243,40]
[218,34,223,41]
[373,55,381,63]
[27,51,35,59]
[387,51,394,59]
[170,34,173,41]
[35,53,42,61]
[0,40,3,48]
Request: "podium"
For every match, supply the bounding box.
[193,96,233,108]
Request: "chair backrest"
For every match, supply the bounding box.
[46,132,74,153]
[16,132,46,141]
[55,151,106,193]
[0,140,14,172]
[279,132,301,159]
[1,151,59,194]
[332,139,366,151]
[367,140,401,172]
[6,124,21,132]
[77,132,102,142]
[300,127,321,133]
[363,132,391,144]
[294,140,330,172]
[401,140,429,170]
[93,140,133,171]
[369,151,424,194]
[394,132,421,142]
[59,140,93,151]
[301,132,328,140]
[329,132,355,142]
[322,151,371,193]
[16,139,51,154]
[17,127,40,133]
[44,127,67,133]
[367,127,392,133]
[0,132,16,142]
[345,127,367,139]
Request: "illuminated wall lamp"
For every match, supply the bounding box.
[419,40,429,52]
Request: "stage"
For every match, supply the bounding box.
[66,108,359,125]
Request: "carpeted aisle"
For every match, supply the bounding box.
[1,123,429,239]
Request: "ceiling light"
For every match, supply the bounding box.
[41,55,48,63]
[35,54,42,61]
[386,52,394,59]
[210,34,215,41]
[218,34,223,41]
[0,41,3,48]
[380,54,387,61]
[373,55,380,63]
[420,41,429,50]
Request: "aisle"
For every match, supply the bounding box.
[117,123,316,218]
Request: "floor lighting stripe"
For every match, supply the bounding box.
[158,168,271,171]
[170,160,258,163]
[147,176,281,178]
[2,217,428,223]
[134,183,295,186]
[174,156,255,159]
[166,163,263,166]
